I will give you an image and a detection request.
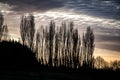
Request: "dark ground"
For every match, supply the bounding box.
[0,68,120,80]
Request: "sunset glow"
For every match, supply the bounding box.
[94,48,120,62]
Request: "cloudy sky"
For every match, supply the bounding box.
[0,0,120,62]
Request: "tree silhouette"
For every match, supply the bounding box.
[35,29,40,60]
[20,14,35,49]
[48,20,55,66]
[2,24,9,40]
[61,22,67,66]
[0,12,4,41]
[94,56,108,69]
[0,12,9,41]
[20,15,26,45]
[72,29,79,68]
[54,31,59,66]
[110,60,120,70]
[82,27,95,68]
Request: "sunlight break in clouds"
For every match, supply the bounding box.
[0,3,13,10]
[0,2,15,14]
[34,11,120,30]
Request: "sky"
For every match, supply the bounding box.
[0,0,120,62]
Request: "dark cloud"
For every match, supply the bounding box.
[85,25,120,52]
[95,28,120,52]
[0,0,66,12]
[0,0,120,19]
[65,0,120,20]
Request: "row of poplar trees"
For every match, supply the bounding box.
[20,14,95,68]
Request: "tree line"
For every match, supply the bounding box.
[0,12,120,70]
[19,14,100,68]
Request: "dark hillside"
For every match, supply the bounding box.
[0,41,39,69]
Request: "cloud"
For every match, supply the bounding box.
[0,2,15,14]
[34,11,120,30]
[0,2,13,10]
[0,0,66,13]
[0,0,120,19]
[95,34,120,52]
[63,0,120,20]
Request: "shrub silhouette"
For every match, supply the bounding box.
[0,41,39,68]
